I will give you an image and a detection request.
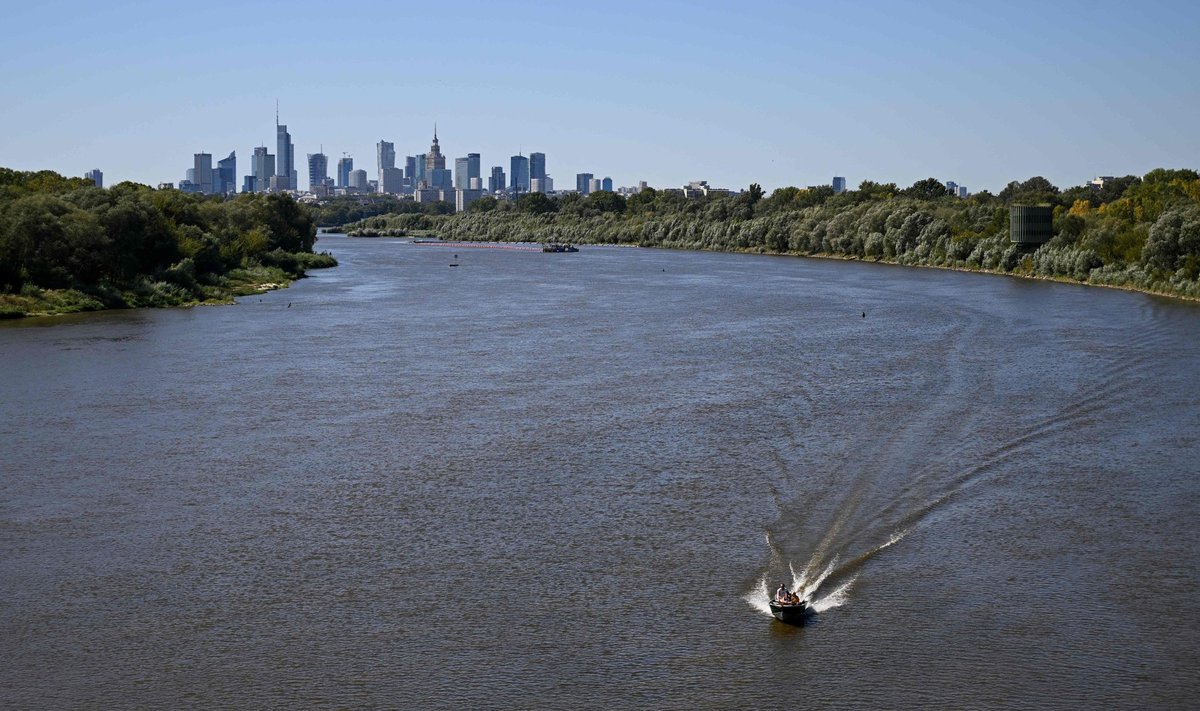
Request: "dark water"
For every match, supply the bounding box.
[2,234,1198,709]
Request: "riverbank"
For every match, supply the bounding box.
[0,253,337,319]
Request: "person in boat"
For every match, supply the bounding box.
[775,583,790,603]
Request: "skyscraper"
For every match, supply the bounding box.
[489,166,506,193]
[194,152,213,194]
[252,146,275,193]
[377,140,395,187]
[216,152,236,194]
[308,152,328,189]
[510,155,529,192]
[576,173,594,195]
[601,177,613,192]
[405,155,417,182]
[337,156,353,188]
[85,169,102,188]
[381,167,404,194]
[467,153,480,189]
[425,129,451,189]
[589,178,602,194]
[530,152,546,182]
[349,169,368,190]
[276,108,293,191]
[454,157,470,189]
[413,154,427,186]
[832,176,847,193]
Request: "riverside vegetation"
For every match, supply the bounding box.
[0,169,336,318]
[347,170,1200,300]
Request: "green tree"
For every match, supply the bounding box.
[515,192,558,214]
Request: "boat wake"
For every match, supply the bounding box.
[745,529,906,618]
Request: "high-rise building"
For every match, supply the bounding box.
[957,185,969,198]
[413,154,427,186]
[510,155,530,192]
[946,180,958,197]
[467,153,480,189]
[489,166,506,193]
[308,152,328,189]
[589,178,602,194]
[216,152,236,194]
[405,155,417,181]
[576,173,594,195]
[601,177,613,192]
[454,157,470,189]
[349,169,368,190]
[424,129,451,189]
[832,176,847,193]
[85,169,103,188]
[530,152,546,182]
[194,153,213,194]
[469,177,482,190]
[275,111,294,191]
[530,178,546,194]
[377,140,395,187]
[381,167,404,194]
[337,156,353,188]
[252,146,275,193]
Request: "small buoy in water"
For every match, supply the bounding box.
[862,311,866,318]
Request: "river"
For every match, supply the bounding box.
[2,233,1198,709]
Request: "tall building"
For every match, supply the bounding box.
[489,166,506,193]
[832,176,847,193]
[405,155,417,182]
[454,157,470,189]
[424,129,451,189]
[576,173,594,195]
[413,154,427,186]
[252,146,275,193]
[85,169,103,188]
[601,176,613,192]
[337,156,353,188]
[349,169,368,190]
[276,110,294,191]
[308,152,328,189]
[467,153,480,189]
[957,185,969,198]
[530,152,546,182]
[589,178,602,194]
[194,152,213,194]
[377,140,395,187]
[510,155,529,192]
[946,180,958,197]
[381,167,404,194]
[216,152,236,194]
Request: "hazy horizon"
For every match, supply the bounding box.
[2,0,1197,194]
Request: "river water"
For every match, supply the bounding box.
[2,233,1198,709]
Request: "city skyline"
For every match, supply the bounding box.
[1,1,1197,193]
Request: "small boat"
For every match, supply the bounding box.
[542,243,579,253]
[768,598,809,625]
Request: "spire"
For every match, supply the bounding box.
[434,123,438,141]
[275,99,279,127]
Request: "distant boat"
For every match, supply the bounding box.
[768,598,809,625]
[542,243,578,253]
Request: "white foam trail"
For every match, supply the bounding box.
[810,576,856,613]
[743,574,775,617]
[746,529,909,617]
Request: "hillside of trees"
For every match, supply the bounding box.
[0,169,336,318]
[349,169,1200,299]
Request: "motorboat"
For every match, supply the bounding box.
[768,597,809,625]
[542,243,579,253]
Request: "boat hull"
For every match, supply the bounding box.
[769,601,809,625]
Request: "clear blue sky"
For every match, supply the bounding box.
[2,0,1197,193]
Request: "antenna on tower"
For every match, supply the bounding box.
[275,99,279,126]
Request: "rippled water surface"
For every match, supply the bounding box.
[2,234,1198,709]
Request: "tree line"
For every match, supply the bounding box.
[0,168,335,317]
[346,169,1200,299]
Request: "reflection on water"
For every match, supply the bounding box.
[2,234,1198,709]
